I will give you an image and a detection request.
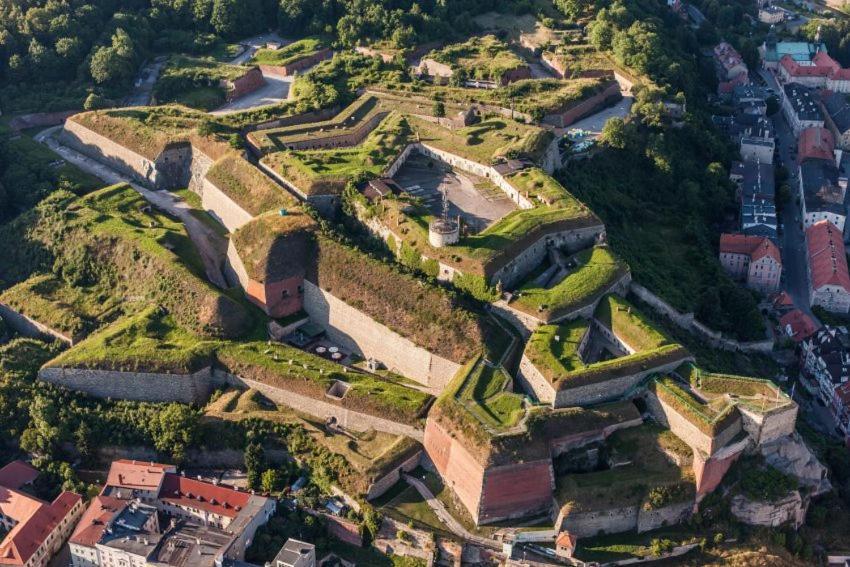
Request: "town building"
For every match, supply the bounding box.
[797,126,836,164]
[779,309,819,342]
[0,461,85,567]
[740,118,776,164]
[760,31,826,70]
[798,160,846,231]
[801,327,850,430]
[730,161,778,239]
[782,83,825,136]
[778,51,850,92]
[70,461,276,567]
[759,5,786,24]
[554,532,578,559]
[821,90,850,150]
[272,539,315,567]
[719,233,782,293]
[806,220,850,312]
[714,42,749,94]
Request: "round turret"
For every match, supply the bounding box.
[429,218,460,248]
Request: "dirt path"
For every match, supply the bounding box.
[401,473,500,550]
[35,127,229,289]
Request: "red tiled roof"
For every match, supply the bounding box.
[556,531,577,548]
[780,309,819,342]
[105,460,175,493]
[158,474,250,519]
[69,496,127,548]
[806,220,850,292]
[772,291,795,308]
[720,233,781,264]
[780,51,850,82]
[798,127,835,164]
[835,381,850,406]
[0,490,82,565]
[0,462,38,491]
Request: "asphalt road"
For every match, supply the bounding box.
[124,58,166,107]
[758,67,819,322]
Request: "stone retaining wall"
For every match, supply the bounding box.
[199,178,254,232]
[217,370,424,439]
[553,355,690,408]
[556,500,694,538]
[647,390,742,457]
[39,366,216,404]
[517,354,556,404]
[366,450,423,500]
[636,500,694,533]
[0,302,74,345]
[629,282,774,353]
[302,280,461,391]
[738,403,798,446]
[244,107,340,135]
[60,119,160,187]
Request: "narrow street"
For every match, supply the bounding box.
[34,126,229,289]
[757,68,819,322]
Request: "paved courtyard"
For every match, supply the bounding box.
[393,153,516,233]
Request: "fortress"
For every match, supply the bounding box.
[34,97,818,539]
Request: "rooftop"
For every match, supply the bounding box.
[0,462,38,491]
[800,160,844,216]
[273,539,315,567]
[806,220,850,292]
[104,460,176,494]
[823,90,850,133]
[783,84,824,122]
[798,127,835,164]
[719,233,781,264]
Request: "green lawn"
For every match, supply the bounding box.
[458,362,525,429]
[424,35,527,83]
[512,246,627,319]
[250,38,324,66]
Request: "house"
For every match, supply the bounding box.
[798,160,846,231]
[782,83,825,135]
[0,461,85,567]
[832,380,850,444]
[362,178,401,201]
[822,90,850,150]
[806,220,850,312]
[714,42,749,94]
[719,233,782,293]
[741,197,778,239]
[273,539,315,567]
[779,309,819,342]
[778,51,850,93]
[740,118,775,164]
[70,460,276,567]
[798,127,836,163]
[759,5,785,24]
[733,84,770,106]
[732,161,778,239]
[555,531,578,559]
[732,160,774,200]
[801,326,850,410]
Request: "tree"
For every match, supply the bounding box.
[148,403,198,462]
[260,468,282,493]
[245,441,265,489]
[600,117,629,149]
[89,29,136,85]
[75,422,94,463]
[19,394,64,458]
[433,100,445,118]
[83,93,108,110]
[211,0,239,37]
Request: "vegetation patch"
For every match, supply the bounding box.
[250,38,325,66]
[154,55,251,110]
[309,236,503,363]
[231,212,316,282]
[205,154,296,216]
[652,377,739,437]
[511,246,628,320]
[423,35,527,83]
[556,424,695,513]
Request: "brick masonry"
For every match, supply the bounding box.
[302,280,461,391]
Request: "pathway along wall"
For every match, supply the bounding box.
[38,366,425,441]
[302,280,461,391]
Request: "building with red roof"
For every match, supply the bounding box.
[555,531,578,558]
[806,220,850,313]
[714,42,749,95]
[778,51,850,92]
[719,233,782,293]
[0,462,84,567]
[779,309,819,342]
[70,461,276,567]
[797,127,836,164]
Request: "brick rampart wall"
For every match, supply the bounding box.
[423,419,486,523]
[478,460,554,524]
[542,82,623,128]
[302,280,461,390]
[224,67,265,102]
[258,48,334,78]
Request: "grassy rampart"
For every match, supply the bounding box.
[250,38,324,66]
[205,154,296,216]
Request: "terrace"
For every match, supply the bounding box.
[250,38,324,67]
[510,246,628,321]
[421,35,528,84]
[520,295,691,393]
[555,424,695,514]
